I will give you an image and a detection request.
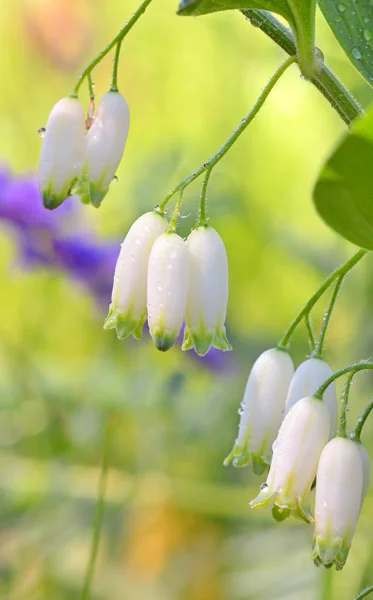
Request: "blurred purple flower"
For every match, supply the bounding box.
[0,165,232,372]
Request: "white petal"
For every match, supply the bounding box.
[83,91,130,206]
[105,211,167,339]
[269,396,330,498]
[356,441,370,507]
[315,437,363,544]
[39,97,86,208]
[147,233,189,351]
[237,348,294,456]
[285,358,337,437]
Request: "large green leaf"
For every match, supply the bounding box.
[177,0,319,79]
[318,0,373,88]
[314,105,373,249]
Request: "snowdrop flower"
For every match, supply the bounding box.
[147,232,189,351]
[285,357,337,437]
[224,348,294,474]
[104,211,167,339]
[313,437,366,569]
[80,91,130,207]
[250,396,330,521]
[182,225,231,356]
[39,97,86,209]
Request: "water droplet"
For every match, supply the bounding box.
[154,204,160,210]
[260,483,268,492]
[335,16,341,22]
[315,47,324,63]
[38,127,46,138]
[111,175,118,184]
[352,47,362,59]
[364,29,372,41]
[237,408,244,416]
[338,3,346,11]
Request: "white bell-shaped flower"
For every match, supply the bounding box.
[285,357,337,437]
[250,396,330,522]
[182,225,231,356]
[224,348,294,474]
[147,232,189,351]
[80,91,130,207]
[39,96,86,209]
[356,441,371,507]
[104,211,167,340]
[313,437,365,569]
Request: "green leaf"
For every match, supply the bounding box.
[313,104,373,250]
[318,0,373,87]
[177,1,320,79]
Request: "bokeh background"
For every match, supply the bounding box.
[0,0,373,598]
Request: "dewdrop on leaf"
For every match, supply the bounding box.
[147,232,189,351]
[39,97,86,209]
[224,348,294,474]
[104,211,168,340]
[250,396,330,522]
[182,225,231,356]
[80,91,130,207]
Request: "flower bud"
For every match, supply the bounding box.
[182,226,231,356]
[104,211,167,340]
[285,357,337,438]
[312,437,364,569]
[147,232,189,351]
[250,396,330,522]
[224,348,294,474]
[39,97,86,209]
[80,91,130,207]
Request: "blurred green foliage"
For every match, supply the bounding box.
[0,1,373,598]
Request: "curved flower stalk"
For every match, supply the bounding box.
[147,232,189,351]
[250,396,330,522]
[313,437,366,570]
[79,91,130,207]
[224,348,294,474]
[39,97,86,209]
[104,211,168,339]
[285,357,337,438]
[182,226,231,356]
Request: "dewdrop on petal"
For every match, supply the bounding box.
[224,348,294,474]
[147,232,189,351]
[313,437,365,570]
[39,97,86,209]
[250,396,330,522]
[80,90,130,207]
[285,357,337,437]
[104,211,168,340]
[182,225,231,356]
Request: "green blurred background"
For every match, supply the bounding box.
[0,0,373,598]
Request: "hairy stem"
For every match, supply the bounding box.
[241,9,363,126]
[355,586,373,600]
[314,275,343,358]
[314,361,373,400]
[353,398,373,441]
[159,56,297,210]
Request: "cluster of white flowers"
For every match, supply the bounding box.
[226,349,370,570]
[39,91,130,209]
[104,211,232,355]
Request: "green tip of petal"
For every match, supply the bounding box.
[214,328,232,352]
[252,454,270,476]
[152,331,176,352]
[89,184,108,208]
[312,537,348,569]
[103,308,145,341]
[223,445,251,468]
[182,326,232,355]
[42,190,66,210]
[272,505,291,522]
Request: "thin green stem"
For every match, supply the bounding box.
[241,9,363,126]
[88,74,95,100]
[198,167,212,226]
[314,275,343,358]
[314,361,373,400]
[278,249,367,350]
[111,39,123,92]
[71,0,154,97]
[159,55,297,211]
[353,398,373,441]
[304,314,316,352]
[338,370,355,437]
[81,416,115,600]
[168,191,184,233]
[355,586,373,600]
